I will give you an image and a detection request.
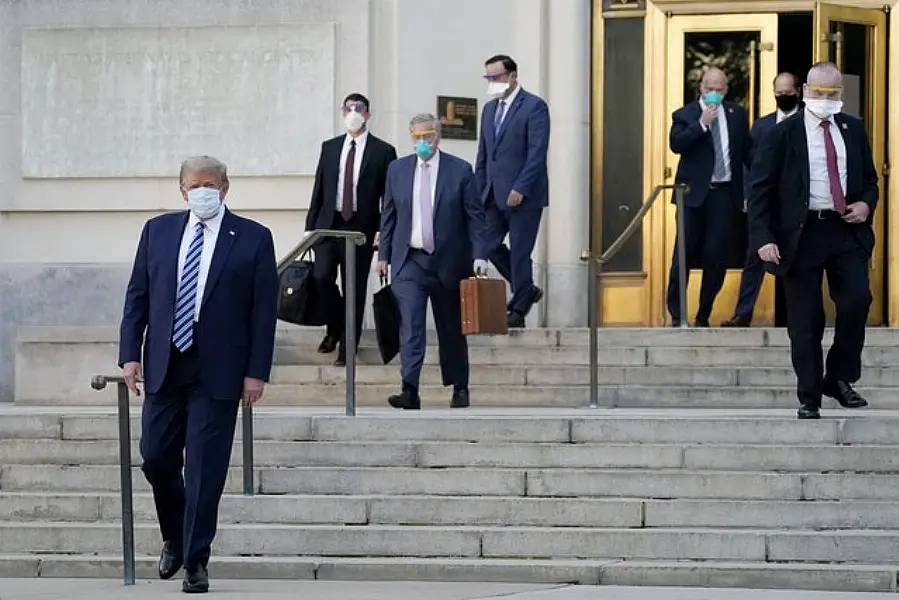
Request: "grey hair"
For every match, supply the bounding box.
[179,155,228,185]
[409,113,441,136]
[808,61,842,80]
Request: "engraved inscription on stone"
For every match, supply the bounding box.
[21,25,336,178]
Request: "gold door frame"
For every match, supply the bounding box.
[661,13,779,325]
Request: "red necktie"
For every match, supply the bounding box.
[820,121,847,213]
[341,140,356,221]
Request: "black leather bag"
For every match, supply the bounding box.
[372,275,400,364]
[277,251,327,326]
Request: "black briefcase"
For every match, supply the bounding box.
[277,251,329,326]
[372,275,400,364]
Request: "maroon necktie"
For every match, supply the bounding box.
[341,140,356,221]
[820,121,847,214]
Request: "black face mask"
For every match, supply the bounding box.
[775,94,799,113]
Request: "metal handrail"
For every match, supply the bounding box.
[580,183,689,408]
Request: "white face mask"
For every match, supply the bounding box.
[486,81,509,99]
[805,98,843,119]
[186,187,222,219]
[345,111,366,133]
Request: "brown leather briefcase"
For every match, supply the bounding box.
[460,277,508,335]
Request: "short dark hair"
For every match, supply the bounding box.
[773,72,798,88]
[343,92,370,112]
[485,54,518,74]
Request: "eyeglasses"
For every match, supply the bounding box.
[342,103,368,112]
[410,129,437,138]
[482,72,511,81]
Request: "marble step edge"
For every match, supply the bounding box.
[0,555,896,592]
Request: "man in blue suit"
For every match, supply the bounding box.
[475,54,550,328]
[668,67,753,326]
[119,156,278,593]
[378,113,489,410]
[722,72,801,327]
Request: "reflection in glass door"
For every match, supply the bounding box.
[664,14,778,326]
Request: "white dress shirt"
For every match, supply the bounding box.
[805,110,847,211]
[410,150,440,250]
[336,130,369,211]
[698,100,732,183]
[776,108,798,123]
[496,85,522,129]
[176,205,224,321]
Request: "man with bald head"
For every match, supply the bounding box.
[668,66,753,326]
[748,62,878,419]
[724,71,802,327]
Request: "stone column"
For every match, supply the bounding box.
[544,0,591,327]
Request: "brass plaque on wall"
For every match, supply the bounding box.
[437,96,478,141]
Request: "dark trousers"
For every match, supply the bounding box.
[313,214,375,358]
[733,247,766,319]
[140,343,240,570]
[391,250,469,390]
[485,200,543,315]
[783,216,871,407]
[666,185,734,324]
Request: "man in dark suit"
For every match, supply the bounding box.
[119,156,278,593]
[378,113,488,410]
[748,62,877,419]
[723,72,801,327]
[475,54,550,328]
[668,66,753,326]
[306,93,397,365]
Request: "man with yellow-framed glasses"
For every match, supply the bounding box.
[748,61,877,420]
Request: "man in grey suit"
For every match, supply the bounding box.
[377,113,489,410]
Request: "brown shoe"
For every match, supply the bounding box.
[721,315,752,327]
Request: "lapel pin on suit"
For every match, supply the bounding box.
[229,230,235,236]
[728,107,734,114]
[841,123,848,130]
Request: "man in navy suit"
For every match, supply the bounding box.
[378,113,489,410]
[749,62,877,419]
[723,72,801,327]
[119,156,278,593]
[668,66,753,326]
[475,54,550,328]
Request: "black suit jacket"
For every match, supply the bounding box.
[670,100,753,209]
[305,133,398,243]
[747,110,879,276]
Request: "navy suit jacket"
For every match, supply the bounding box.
[379,152,488,289]
[475,88,550,211]
[119,208,279,401]
[670,100,753,209]
[748,110,878,276]
[742,112,779,200]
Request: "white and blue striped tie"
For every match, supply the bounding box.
[172,223,205,352]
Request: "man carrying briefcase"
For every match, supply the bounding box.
[377,113,489,410]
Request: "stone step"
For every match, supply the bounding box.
[271,364,899,387]
[6,464,899,500]
[27,382,899,408]
[11,412,899,445]
[1,555,896,592]
[3,492,899,530]
[5,522,899,563]
[5,439,899,472]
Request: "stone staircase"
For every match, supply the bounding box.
[2,408,899,592]
[13,325,899,408]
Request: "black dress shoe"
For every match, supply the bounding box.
[694,318,710,328]
[823,379,869,408]
[334,357,346,367]
[158,540,182,580]
[182,563,209,594]
[317,335,339,354]
[721,315,752,327]
[451,388,470,408]
[388,387,421,410]
[507,312,526,328]
[798,405,821,420]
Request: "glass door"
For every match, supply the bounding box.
[814,3,887,325]
[664,14,779,325]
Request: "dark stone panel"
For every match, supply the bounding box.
[600,17,645,273]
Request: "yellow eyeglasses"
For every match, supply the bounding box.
[410,129,437,138]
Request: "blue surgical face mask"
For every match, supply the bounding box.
[186,187,222,219]
[703,91,723,106]
[415,140,433,161]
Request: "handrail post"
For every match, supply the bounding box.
[674,184,689,328]
[587,253,601,409]
[90,375,135,586]
[344,236,357,417]
[241,403,254,495]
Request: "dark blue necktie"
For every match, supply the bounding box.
[494,100,506,136]
[172,223,204,351]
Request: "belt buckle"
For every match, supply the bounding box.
[816,210,826,220]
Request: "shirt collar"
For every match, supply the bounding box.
[188,203,225,235]
[501,84,521,107]
[346,129,369,146]
[418,149,441,169]
[777,108,798,121]
[804,108,837,129]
